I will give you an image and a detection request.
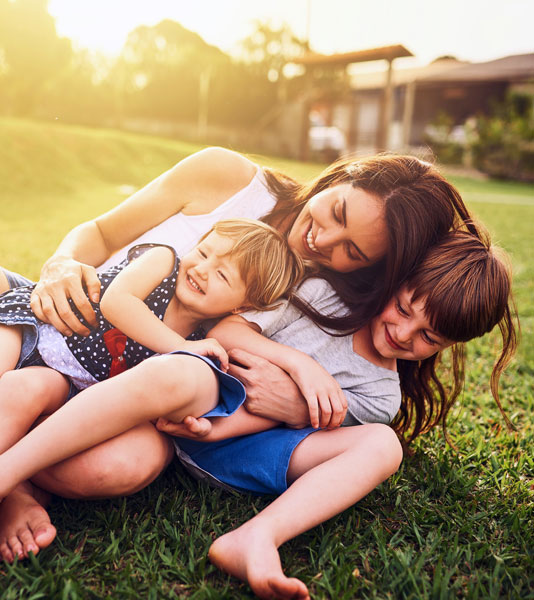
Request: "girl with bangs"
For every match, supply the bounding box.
[392,229,517,444]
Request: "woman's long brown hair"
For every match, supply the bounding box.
[391,229,518,445]
[261,154,477,333]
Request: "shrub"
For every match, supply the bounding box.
[424,112,465,165]
[471,92,534,182]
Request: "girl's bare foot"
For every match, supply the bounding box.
[0,481,56,562]
[209,522,310,600]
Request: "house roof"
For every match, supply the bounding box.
[293,44,413,66]
[349,53,534,90]
[350,58,466,89]
[418,53,534,83]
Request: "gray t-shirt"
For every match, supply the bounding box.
[241,278,401,425]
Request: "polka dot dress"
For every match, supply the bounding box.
[0,285,35,328]
[0,244,205,382]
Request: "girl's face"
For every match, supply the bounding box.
[370,286,453,362]
[176,232,248,318]
[287,183,388,273]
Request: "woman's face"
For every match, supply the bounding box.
[287,183,388,273]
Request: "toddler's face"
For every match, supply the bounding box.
[370,286,453,362]
[176,232,248,319]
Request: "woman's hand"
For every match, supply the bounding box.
[30,257,101,336]
[181,338,229,371]
[288,357,347,430]
[228,349,347,429]
[227,348,311,428]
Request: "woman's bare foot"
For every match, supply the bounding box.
[208,522,310,600]
[0,481,56,562]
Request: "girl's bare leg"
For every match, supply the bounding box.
[0,422,173,562]
[208,424,403,600]
[0,366,70,453]
[0,354,195,561]
[0,354,218,499]
[33,421,175,499]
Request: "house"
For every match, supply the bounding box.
[288,45,414,158]
[391,52,534,148]
[284,51,534,158]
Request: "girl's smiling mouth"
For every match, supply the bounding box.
[186,274,204,294]
[385,325,405,351]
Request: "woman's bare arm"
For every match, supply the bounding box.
[30,148,257,335]
[226,348,311,427]
[209,316,347,429]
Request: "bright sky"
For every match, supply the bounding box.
[48,0,534,68]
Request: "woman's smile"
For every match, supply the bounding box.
[287,183,387,273]
[303,226,321,257]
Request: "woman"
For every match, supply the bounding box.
[0,147,473,572]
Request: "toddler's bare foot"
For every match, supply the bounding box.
[209,522,310,600]
[0,481,56,562]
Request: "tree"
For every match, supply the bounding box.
[111,19,230,123]
[38,49,114,125]
[0,0,71,115]
[238,20,307,84]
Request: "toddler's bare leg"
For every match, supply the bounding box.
[0,354,218,498]
[209,424,403,600]
[0,324,23,376]
[0,366,70,453]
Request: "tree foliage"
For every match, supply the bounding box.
[111,20,230,121]
[0,0,71,115]
[0,6,310,132]
[238,20,307,83]
[471,92,534,182]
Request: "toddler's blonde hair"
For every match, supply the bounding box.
[200,218,304,311]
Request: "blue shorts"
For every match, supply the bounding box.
[175,425,317,496]
[1,268,42,369]
[168,351,246,420]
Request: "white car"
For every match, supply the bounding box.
[309,125,347,156]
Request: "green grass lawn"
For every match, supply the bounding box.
[1,118,533,599]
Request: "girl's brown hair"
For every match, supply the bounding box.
[391,228,518,445]
[262,154,476,332]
